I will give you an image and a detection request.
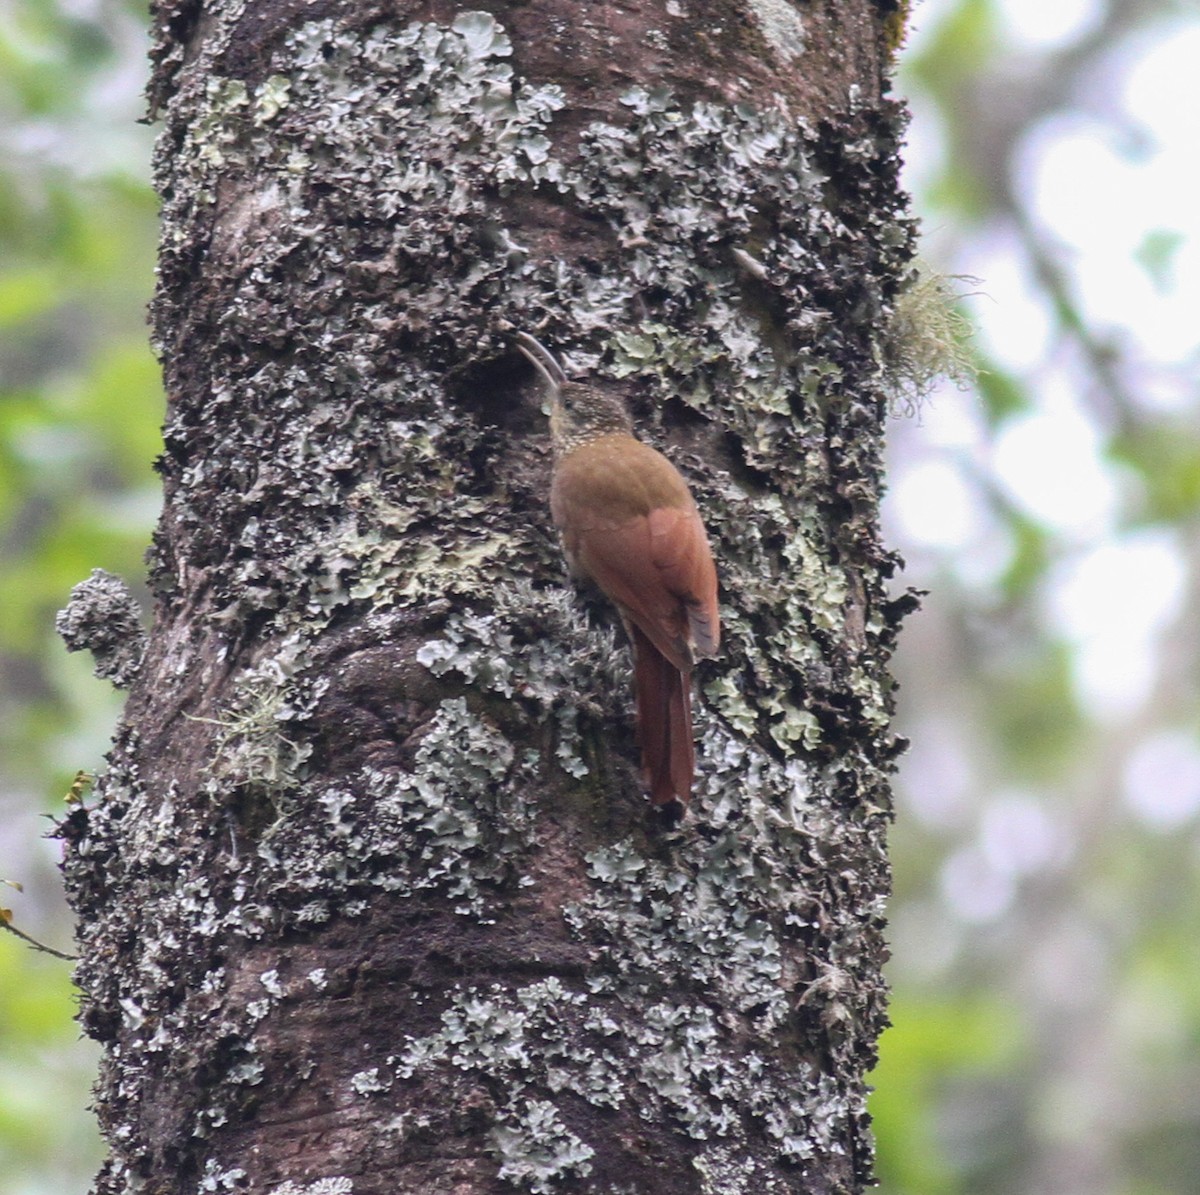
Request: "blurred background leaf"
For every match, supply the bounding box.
[879,3,1200,1194]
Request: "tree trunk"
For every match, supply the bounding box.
[60,1,913,1191]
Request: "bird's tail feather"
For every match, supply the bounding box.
[631,623,694,805]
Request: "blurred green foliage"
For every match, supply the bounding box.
[0,2,160,1191]
[0,936,101,1193]
[875,3,1200,1195]
[872,993,1027,1194]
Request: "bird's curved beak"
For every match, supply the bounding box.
[515,331,567,395]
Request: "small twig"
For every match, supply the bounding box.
[0,917,77,962]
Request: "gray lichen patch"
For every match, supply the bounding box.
[55,569,147,689]
[256,696,534,923]
[150,12,571,628]
[416,581,629,784]
[389,974,861,1182]
[746,0,808,63]
[267,1179,354,1195]
[493,1100,596,1194]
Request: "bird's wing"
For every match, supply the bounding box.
[550,437,720,664]
[646,505,720,658]
[574,506,717,670]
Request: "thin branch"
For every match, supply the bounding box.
[0,916,77,962]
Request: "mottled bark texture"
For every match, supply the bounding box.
[60,1,915,1192]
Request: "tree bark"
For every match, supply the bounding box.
[60,1,914,1191]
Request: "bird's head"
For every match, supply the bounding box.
[516,332,633,454]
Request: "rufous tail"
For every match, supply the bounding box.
[630,623,695,805]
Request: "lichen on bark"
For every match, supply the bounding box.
[61,3,916,1192]
[56,569,147,688]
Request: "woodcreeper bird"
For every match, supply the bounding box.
[517,333,720,807]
